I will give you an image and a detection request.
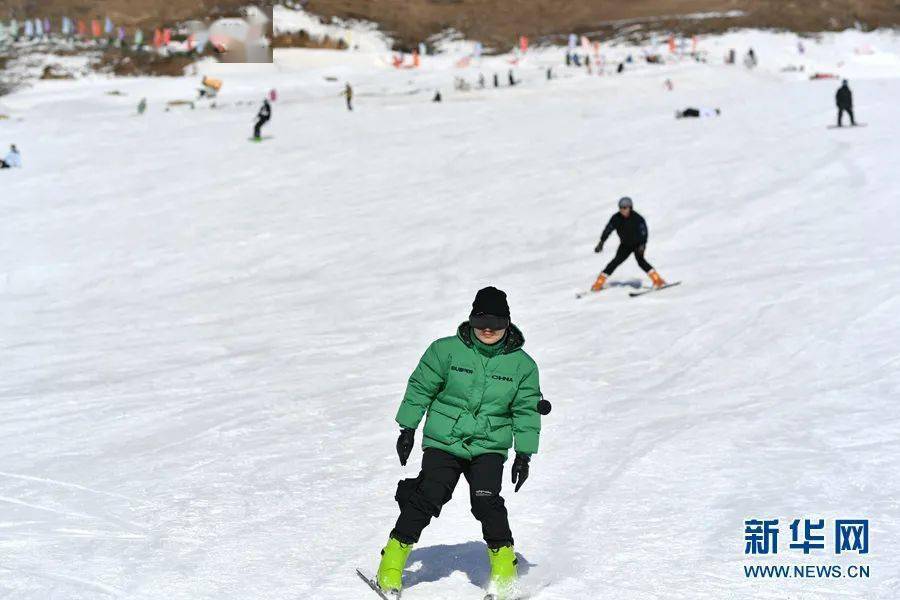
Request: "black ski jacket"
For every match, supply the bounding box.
[258,101,271,120]
[600,211,648,247]
[836,85,852,109]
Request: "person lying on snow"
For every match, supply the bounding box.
[0,145,21,168]
[676,107,721,119]
[374,286,544,600]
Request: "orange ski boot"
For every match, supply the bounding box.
[649,270,666,289]
[591,273,608,292]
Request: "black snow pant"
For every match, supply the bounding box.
[391,448,513,549]
[603,244,654,276]
[346,97,353,111]
[838,107,855,126]
[253,116,269,139]
[0,161,8,169]
[680,108,700,118]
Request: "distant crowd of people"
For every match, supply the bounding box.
[36,39,862,151]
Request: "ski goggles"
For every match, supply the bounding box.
[469,313,510,331]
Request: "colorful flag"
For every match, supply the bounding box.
[105,17,113,35]
[568,33,577,51]
[134,29,144,46]
[519,35,529,53]
[91,19,101,38]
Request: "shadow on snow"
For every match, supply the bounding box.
[403,541,536,588]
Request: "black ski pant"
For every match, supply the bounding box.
[253,116,269,138]
[391,448,513,549]
[0,161,8,169]
[603,243,654,276]
[346,97,353,111]
[837,107,855,126]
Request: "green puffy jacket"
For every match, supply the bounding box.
[395,322,542,460]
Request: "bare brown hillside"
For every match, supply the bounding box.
[305,0,900,48]
[3,1,898,48]
[2,0,269,30]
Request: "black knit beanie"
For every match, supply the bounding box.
[470,286,510,319]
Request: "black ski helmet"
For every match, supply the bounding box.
[618,196,633,209]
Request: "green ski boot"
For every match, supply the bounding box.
[376,537,413,595]
[486,545,518,599]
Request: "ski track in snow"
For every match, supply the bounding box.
[1,28,900,600]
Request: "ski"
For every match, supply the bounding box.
[356,569,397,599]
[629,281,682,297]
[576,281,646,298]
[827,123,867,129]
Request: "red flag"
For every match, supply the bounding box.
[163,28,171,45]
[77,20,86,37]
[668,35,676,54]
[91,19,101,38]
[153,29,162,48]
[519,35,529,53]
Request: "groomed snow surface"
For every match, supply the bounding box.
[1,27,899,600]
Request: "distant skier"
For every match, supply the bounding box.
[432,90,442,103]
[676,107,721,119]
[0,144,21,168]
[744,48,757,68]
[343,83,353,111]
[372,287,543,599]
[137,97,147,115]
[508,69,517,86]
[835,80,856,127]
[493,73,500,88]
[591,197,667,291]
[253,98,271,141]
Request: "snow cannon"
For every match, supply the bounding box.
[537,396,552,415]
[199,76,223,99]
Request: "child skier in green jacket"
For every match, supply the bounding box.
[373,286,543,599]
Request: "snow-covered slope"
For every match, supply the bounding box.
[1,29,899,599]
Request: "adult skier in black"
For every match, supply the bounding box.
[835,80,856,127]
[591,197,667,291]
[253,98,271,140]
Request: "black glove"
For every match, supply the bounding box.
[396,428,415,466]
[594,241,604,253]
[511,453,530,492]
